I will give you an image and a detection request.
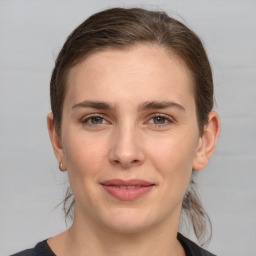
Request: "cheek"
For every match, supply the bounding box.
[63,127,106,166]
[62,131,109,208]
[62,129,109,187]
[150,130,197,170]
[148,130,198,196]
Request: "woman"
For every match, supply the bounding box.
[13,7,220,256]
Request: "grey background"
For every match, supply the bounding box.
[0,0,255,255]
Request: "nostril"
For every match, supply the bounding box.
[111,158,141,168]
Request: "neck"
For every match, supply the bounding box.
[48,206,185,256]
[60,208,185,256]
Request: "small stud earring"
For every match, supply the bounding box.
[59,162,65,171]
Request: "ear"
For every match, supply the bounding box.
[193,111,220,171]
[47,112,67,171]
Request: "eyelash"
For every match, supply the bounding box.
[147,114,174,128]
[81,114,107,127]
[81,113,174,128]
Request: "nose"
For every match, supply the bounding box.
[108,124,145,169]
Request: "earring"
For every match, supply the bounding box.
[59,162,65,171]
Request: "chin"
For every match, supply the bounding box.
[99,207,157,234]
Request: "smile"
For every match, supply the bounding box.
[100,179,155,201]
[118,186,141,189]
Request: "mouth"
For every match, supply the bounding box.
[100,179,155,201]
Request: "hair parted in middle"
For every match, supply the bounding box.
[50,7,214,245]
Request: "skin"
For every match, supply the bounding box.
[47,44,220,256]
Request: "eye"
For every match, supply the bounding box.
[89,116,104,124]
[82,114,108,127]
[148,114,173,127]
[152,116,167,124]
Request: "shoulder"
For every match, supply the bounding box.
[10,249,36,256]
[11,240,56,256]
[177,233,217,256]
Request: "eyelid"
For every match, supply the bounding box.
[81,113,110,125]
[81,112,174,127]
[146,113,174,126]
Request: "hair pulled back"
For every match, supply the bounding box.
[50,7,214,245]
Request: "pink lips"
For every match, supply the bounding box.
[101,179,154,201]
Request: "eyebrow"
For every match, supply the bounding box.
[72,100,116,110]
[138,101,185,112]
[72,100,185,112]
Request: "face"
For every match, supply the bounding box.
[50,44,207,234]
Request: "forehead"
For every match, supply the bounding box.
[65,44,194,107]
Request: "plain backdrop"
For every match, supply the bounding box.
[0,0,255,255]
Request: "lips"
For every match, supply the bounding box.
[100,179,155,201]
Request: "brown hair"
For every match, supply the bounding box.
[50,7,213,245]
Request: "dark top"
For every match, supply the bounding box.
[11,233,216,256]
